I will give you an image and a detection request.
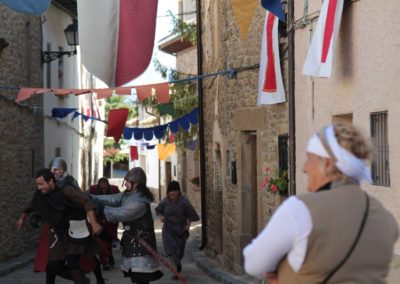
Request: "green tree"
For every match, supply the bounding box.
[105,95,137,121]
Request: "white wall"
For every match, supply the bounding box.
[42,5,104,188]
[295,0,400,254]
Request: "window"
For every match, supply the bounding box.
[58,46,64,88]
[278,134,288,172]
[55,147,61,157]
[332,113,353,125]
[370,112,390,186]
[226,150,230,177]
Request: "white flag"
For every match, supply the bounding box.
[302,0,344,77]
[257,11,286,105]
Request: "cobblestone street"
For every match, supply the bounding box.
[0,211,221,284]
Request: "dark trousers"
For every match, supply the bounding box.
[46,260,72,284]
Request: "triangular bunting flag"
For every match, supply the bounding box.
[106,109,129,143]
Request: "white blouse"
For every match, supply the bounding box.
[243,196,313,279]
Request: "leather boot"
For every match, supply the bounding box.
[70,269,89,284]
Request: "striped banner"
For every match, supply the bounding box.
[257,11,286,105]
[302,0,344,77]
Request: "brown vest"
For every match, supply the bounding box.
[277,184,398,284]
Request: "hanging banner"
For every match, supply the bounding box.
[157,103,176,116]
[106,108,129,143]
[15,83,170,103]
[231,0,258,39]
[130,146,138,160]
[257,11,286,105]
[51,108,77,118]
[261,0,286,22]
[123,108,199,141]
[0,0,51,15]
[78,0,158,86]
[157,144,176,161]
[302,0,344,77]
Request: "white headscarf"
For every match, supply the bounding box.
[306,126,372,183]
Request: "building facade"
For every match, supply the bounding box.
[200,0,289,274]
[294,0,400,280]
[158,0,201,211]
[201,0,400,281]
[42,3,105,191]
[0,4,44,261]
[0,1,104,262]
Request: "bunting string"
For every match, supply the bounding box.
[51,107,200,143]
[0,63,260,103]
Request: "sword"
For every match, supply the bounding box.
[132,230,189,284]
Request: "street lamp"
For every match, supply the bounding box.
[41,19,79,63]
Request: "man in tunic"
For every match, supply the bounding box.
[90,167,163,284]
[155,180,200,277]
[17,168,103,284]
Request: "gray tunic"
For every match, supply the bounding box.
[155,196,200,259]
[91,191,160,273]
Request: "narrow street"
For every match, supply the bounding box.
[0,207,221,284]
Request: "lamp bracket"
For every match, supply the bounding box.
[41,50,77,63]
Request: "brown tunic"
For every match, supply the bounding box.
[32,185,98,261]
[277,184,398,284]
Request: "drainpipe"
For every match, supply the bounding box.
[145,107,162,201]
[196,0,207,250]
[288,0,296,195]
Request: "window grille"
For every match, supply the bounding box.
[278,134,288,172]
[370,112,390,186]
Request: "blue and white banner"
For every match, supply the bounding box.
[0,0,51,15]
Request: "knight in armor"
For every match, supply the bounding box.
[91,167,163,284]
[49,157,81,190]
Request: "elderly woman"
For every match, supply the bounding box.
[91,167,163,284]
[243,124,398,284]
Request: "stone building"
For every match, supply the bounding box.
[200,0,400,281]
[0,0,105,263]
[199,0,289,274]
[0,4,44,261]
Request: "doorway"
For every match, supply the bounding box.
[240,132,258,246]
[165,161,172,186]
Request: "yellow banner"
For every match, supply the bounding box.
[231,0,258,39]
[157,143,176,160]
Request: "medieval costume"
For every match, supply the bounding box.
[91,167,163,284]
[20,168,104,284]
[155,181,200,274]
[89,178,120,269]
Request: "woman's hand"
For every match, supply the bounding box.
[160,216,166,223]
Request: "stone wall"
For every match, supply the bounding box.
[201,0,289,274]
[0,5,44,261]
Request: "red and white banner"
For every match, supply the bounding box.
[302,0,344,77]
[78,0,158,87]
[257,11,286,105]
